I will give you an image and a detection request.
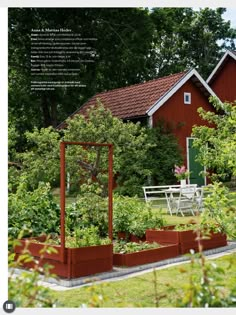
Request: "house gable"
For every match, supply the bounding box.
[147,69,217,116]
[207,50,236,103]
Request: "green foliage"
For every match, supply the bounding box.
[113,195,165,237]
[9,104,183,197]
[113,240,160,254]
[8,122,20,161]
[8,235,57,307]
[8,180,60,238]
[192,98,236,181]
[150,8,236,78]
[8,166,22,194]
[66,226,111,248]
[66,188,109,237]
[64,103,152,196]
[113,195,137,236]
[175,252,236,307]
[8,7,155,135]
[173,224,198,231]
[200,183,236,239]
[18,127,61,189]
[129,208,165,238]
[144,123,183,185]
[30,226,111,248]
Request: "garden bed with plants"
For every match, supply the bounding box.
[14,227,113,279]
[113,240,179,267]
[146,224,227,254]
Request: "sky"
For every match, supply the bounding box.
[223,8,236,28]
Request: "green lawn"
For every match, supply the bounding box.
[50,253,236,307]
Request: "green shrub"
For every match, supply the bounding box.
[8,179,60,238]
[66,226,111,248]
[113,195,165,238]
[66,189,109,237]
[113,195,138,236]
[200,183,236,239]
[129,208,165,237]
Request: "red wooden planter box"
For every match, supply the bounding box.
[146,226,227,254]
[14,237,113,279]
[113,243,179,267]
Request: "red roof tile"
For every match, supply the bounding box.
[71,71,188,120]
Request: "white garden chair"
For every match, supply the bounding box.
[174,186,198,216]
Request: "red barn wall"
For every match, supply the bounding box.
[209,58,236,103]
[152,79,215,165]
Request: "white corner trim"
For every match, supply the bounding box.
[148,115,153,128]
[147,69,218,117]
[207,50,236,83]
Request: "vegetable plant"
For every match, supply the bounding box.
[113,240,160,254]
[66,187,109,237]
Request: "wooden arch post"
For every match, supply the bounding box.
[60,141,113,263]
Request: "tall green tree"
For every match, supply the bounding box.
[8,8,155,141]
[150,7,236,78]
[63,103,152,196]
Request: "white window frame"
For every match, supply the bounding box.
[184,92,191,104]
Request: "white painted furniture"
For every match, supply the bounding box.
[143,184,198,215]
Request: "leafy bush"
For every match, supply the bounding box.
[66,188,109,237]
[66,226,111,248]
[200,183,236,239]
[192,98,236,181]
[129,208,165,238]
[144,121,183,185]
[17,127,61,190]
[64,103,152,197]
[8,179,60,238]
[113,195,165,238]
[113,195,137,236]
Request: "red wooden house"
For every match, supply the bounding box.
[59,69,218,185]
[207,50,236,103]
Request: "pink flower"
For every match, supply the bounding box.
[174,165,189,180]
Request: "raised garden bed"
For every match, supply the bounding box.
[146,225,227,254]
[14,141,114,279]
[113,241,179,267]
[14,236,113,278]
